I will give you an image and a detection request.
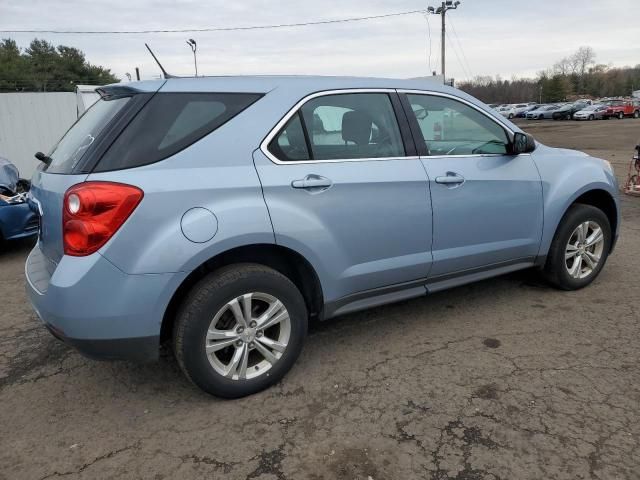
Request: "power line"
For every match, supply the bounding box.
[445,30,471,82]
[0,9,428,34]
[424,13,433,74]
[447,16,473,80]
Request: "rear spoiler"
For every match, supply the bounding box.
[96,85,142,100]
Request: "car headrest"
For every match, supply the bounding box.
[342,111,372,145]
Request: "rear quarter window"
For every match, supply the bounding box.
[95,92,262,172]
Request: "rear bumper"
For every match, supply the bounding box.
[25,244,187,362]
[44,322,159,362]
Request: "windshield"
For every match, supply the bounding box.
[45,97,131,174]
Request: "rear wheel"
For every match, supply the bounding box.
[634,110,639,119]
[543,204,611,290]
[173,264,308,398]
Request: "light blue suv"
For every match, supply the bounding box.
[26,76,619,397]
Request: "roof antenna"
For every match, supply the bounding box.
[145,43,177,79]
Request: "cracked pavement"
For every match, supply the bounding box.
[1,120,639,479]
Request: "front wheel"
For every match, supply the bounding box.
[589,114,594,121]
[618,111,624,119]
[173,264,308,398]
[543,204,611,290]
[634,110,640,119]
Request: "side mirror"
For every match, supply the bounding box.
[511,132,536,154]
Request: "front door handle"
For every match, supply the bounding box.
[291,174,333,190]
[435,172,465,186]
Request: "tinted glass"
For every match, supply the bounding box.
[268,113,310,161]
[407,94,509,156]
[301,93,405,160]
[46,97,130,174]
[96,92,261,171]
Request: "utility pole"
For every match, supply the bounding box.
[186,39,198,77]
[441,5,446,80]
[427,1,461,82]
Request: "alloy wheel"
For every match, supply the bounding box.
[564,221,605,279]
[205,292,291,380]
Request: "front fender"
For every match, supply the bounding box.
[533,146,619,257]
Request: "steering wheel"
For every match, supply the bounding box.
[445,142,475,155]
[471,140,505,155]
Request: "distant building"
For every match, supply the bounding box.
[411,74,446,85]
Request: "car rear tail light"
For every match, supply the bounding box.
[63,182,143,256]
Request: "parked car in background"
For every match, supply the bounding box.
[0,157,38,246]
[517,103,539,118]
[501,103,534,119]
[526,104,561,119]
[552,101,591,120]
[573,104,609,121]
[604,100,640,119]
[25,76,620,398]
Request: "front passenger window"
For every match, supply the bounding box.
[407,94,509,156]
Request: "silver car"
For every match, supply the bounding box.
[573,104,609,121]
[526,104,558,119]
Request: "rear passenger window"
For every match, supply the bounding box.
[268,93,405,162]
[96,92,262,171]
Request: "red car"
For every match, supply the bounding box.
[604,99,640,119]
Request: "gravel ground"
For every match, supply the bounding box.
[0,119,639,479]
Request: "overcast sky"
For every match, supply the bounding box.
[1,0,639,83]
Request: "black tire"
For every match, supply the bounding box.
[543,204,612,290]
[173,263,308,398]
[589,115,594,121]
[617,111,624,119]
[634,110,639,119]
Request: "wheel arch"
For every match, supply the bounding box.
[571,189,618,242]
[542,187,618,260]
[160,243,324,344]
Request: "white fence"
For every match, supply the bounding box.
[0,88,101,179]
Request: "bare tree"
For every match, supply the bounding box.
[571,46,596,92]
[554,57,573,76]
[572,46,596,77]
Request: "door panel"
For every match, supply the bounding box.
[401,92,543,277]
[254,150,432,304]
[422,154,542,276]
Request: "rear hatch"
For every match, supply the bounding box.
[30,81,164,264]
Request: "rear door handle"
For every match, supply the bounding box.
[291,175,333,190]
[435,172,465,186]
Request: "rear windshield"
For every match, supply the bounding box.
[95,92,262,172]
[46,97,130,174]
